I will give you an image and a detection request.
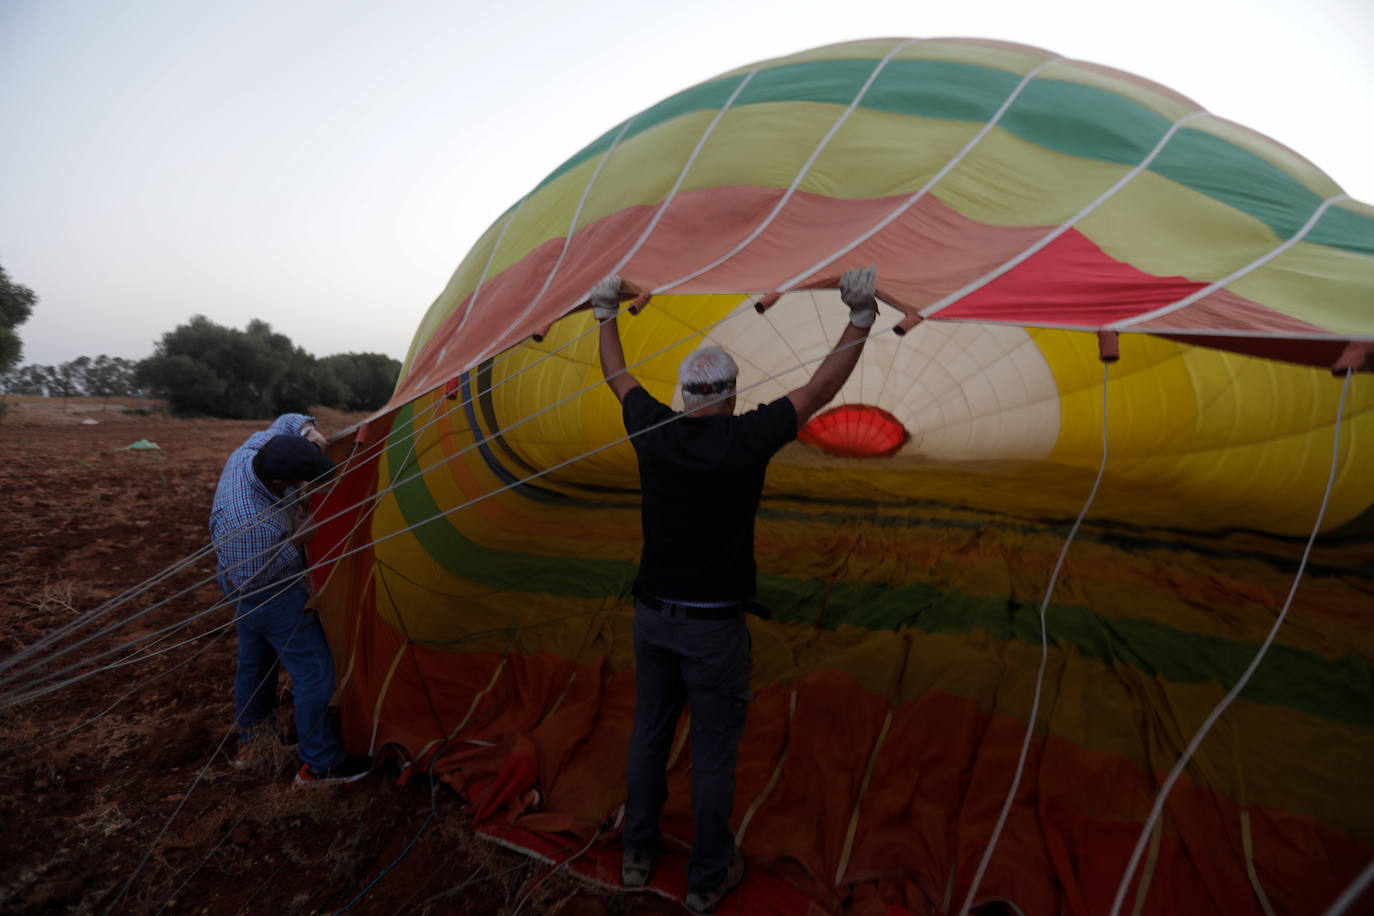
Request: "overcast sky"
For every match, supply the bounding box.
[2,0,1371,368]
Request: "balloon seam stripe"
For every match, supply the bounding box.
[736,689,798,846]
[834,709,894,887]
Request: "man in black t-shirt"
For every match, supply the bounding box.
[593,268,878,914]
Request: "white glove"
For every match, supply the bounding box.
[589,275,622,320]
[839,266,877,328]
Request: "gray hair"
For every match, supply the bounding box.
[678,345,738,411]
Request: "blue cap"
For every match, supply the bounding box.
[255,434,334,483]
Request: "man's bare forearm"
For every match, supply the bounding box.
[810,320,870,403]
[599,316,640,402]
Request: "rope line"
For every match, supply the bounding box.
[654,39,918,295]
[0,627,226,755]
[774,55,1063,294]
[603,68,759,280]
[0,293,678,688]
[0,394,457,682]
[1322,857,1374,916]
[0,307,634,692]
[4,304,639,682]
[1107,193,1351,331]
[921,110,1206,319]
[104,607,318,914]
[0,297,777,706]
[474,116,640,366]
[1107,367,1354,916]
[509,822,608,916]
[957,360,1112,915]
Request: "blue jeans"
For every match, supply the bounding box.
[220,573,345,771]
[624,599,752,894]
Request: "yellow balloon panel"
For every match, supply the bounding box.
[464,296,1372,536]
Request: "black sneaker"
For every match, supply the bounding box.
[621,849,654,889]
[294,754,371,787]
[685,848,744,914]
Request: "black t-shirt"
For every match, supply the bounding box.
[622,386,798,603]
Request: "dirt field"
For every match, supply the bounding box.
[0,396,679,915]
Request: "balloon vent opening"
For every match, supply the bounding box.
[798,404,909,458]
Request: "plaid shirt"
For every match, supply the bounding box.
[209,413,316,593]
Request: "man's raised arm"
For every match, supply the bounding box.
[593,275,642,404]
[787,266,878,425]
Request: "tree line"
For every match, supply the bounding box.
[0,260,402,418]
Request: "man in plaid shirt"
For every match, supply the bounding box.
[210,413,369,786]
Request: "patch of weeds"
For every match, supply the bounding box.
[244,779,338,831]
[92,803,132,837]
[506,878,580,916]
[322,820,373,888]
[280,842,310,866]
[76,803,133,855]
[23,576,88,618]
[30,759,59,790]
[0,709,44,749]
[227,723,297,779]
[83,712,151,765]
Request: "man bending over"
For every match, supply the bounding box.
[209,413,370,787]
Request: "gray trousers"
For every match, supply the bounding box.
[624,599,752,893]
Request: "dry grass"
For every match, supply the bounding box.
[22,576,88,618]
[243,778,342,830]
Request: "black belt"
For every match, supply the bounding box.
[635,594,743,620]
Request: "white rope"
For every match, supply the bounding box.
[921,110,1205,319]
[653,38,919,295]
[0,400,423,678]
[69,395,452,687]
[775,55,1063,294]
[103,598,328,915]
[0,300,786,707]
[1107,194,1350,331]
[1322,857,1374,916]
[958,360,1111,915]
[2,391,476,697]
[0,398,449,689]
[1107,367,1354,916]
[47,42,1053,681]
[451,199,524,340]
[2,295,655,687]
[604,69,760,281]
[474,117,639,366]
